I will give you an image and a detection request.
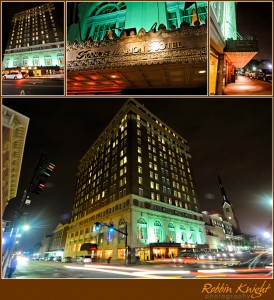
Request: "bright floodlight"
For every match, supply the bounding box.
[263,232,271,238]
[23,225,30,231]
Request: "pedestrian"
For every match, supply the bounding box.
[7,255,18,278]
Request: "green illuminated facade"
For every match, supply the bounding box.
[67,1,207,43]
[64,99,206,262]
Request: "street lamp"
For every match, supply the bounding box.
[23,224,30,231]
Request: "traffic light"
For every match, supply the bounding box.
[41,161,56,178]
[95,222,100,231]
[33,180,45,194]
[109,223,114,232]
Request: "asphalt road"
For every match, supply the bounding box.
[9,252,272,279]
[2,77,64,96]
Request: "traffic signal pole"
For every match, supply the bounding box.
[2,152,55,278]
[94,222,128,265]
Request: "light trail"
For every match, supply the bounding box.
[64,265,172,279]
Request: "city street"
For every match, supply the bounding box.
[9,252,272,279]
[2,77,64,95]
[224,75,272,95]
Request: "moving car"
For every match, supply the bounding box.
[173,252,199,264]
[2,72,23,80]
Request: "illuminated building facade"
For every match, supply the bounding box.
[2,3,64,77]
[2,106,29,216]
[67,2,208,94]
[210,2,258,95]
[64,99,206,262]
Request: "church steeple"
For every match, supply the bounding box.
[218,174,231,206]
[218,175,241,235]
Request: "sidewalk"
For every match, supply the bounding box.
[223,75,272,95]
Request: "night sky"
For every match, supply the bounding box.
[236,2,272,60]
[2,97,272,250]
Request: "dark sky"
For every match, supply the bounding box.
[1,2,64,53]
[236,2,272,60]
[2,97,272,250]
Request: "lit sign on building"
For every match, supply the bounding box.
[67,25,207,71]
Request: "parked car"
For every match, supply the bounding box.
[2,72,23,80]
[249,71,257,79]
[53,256,62,262]
[256,69,272,82]
[76,255,92,263]
[62,256,73,263]
[198,252,216,260]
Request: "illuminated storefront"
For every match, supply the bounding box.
[67,2,207,94]
[210,2,258,95]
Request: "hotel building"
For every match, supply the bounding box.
[2,2,64,77]
[64,99,206,262]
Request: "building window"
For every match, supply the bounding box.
[188,227,196,244]
[118,219,127,241]
[154,220,162,242]
[168,223,176,242]
[138,177,143,185]
[180,224,186,243]
[137,218,147,240]
[138,166,142,174]
[138,156,142,163]
[138,188,143,197]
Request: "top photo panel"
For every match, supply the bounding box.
[210,1,273,96]
[66,1,208,96]
[1,2,65,96]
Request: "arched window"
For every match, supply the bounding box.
[154,220,162,242]
[33,56,40,66]
[44,55,52,66]
[86,2,127,41]
[166,2,207,29]
[188,226,196,244]
[23,56,29,67]
[198,228,204,244]
[180,224,186,243]
[168,223,176,242]
[137,218,147,240]
[57,53,64,66]
[13,57,20,67]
